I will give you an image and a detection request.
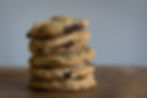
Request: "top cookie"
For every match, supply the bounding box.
[27,16,89,39]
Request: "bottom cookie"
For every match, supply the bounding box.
[30,64,95,80]
[29,74,96,91]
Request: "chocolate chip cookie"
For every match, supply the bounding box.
[30,64,95,80]
[29,30,90,56]
[30,74,96,91]
[27,16,89,39]
[29,46,95,67]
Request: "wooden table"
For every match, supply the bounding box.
[0,66,147,98]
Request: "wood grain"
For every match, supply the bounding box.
[0,66,147,98]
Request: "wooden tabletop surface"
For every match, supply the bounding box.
[0,66,147,98]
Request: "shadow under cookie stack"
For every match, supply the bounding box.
[27,16,97,91]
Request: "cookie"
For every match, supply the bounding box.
[27,16,89,39]
[30,64,95,80]
[29,46,95,67]
[29,30,90,56]
[29,74,96,91]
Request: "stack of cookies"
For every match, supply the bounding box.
[27,16,96,91]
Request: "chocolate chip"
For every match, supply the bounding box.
[37,48,42,54]
[51,41,74,51]
[64,27,73,34]
[72,24,83,31]
[63,72,71,79]
[64,24,83,34]
[63,41,74,48]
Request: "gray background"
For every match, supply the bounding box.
[0,0,146,67]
